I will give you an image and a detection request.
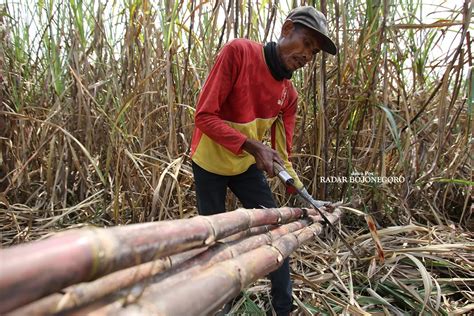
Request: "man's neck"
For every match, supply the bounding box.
[263,42,293,81]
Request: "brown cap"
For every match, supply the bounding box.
[286,6,337,55]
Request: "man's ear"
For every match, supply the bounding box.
[281,19,295,38]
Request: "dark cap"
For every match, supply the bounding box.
[286,6,337,55]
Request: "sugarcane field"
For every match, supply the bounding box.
[0,0,473,315]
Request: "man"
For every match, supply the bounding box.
[190,6,337,316]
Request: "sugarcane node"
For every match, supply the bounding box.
[240,208,254,229]
[266,231,274,243]
[269,243,284,263]
[199,216,217,245]
[301,207,309,219]
[268,244,285,263]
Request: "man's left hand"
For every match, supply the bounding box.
[242,139,284,177]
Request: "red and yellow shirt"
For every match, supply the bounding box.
[191,39,303,189]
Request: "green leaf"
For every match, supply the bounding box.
[430,178,474,186]
[377,104,403,160]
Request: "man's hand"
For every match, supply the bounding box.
[242,139,284,177]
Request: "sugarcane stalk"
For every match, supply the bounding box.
[9,223,283,315]
[123,219,314,300]
[9,218,305,315]
[90,209,341,316]
[34,219,312,315]
[7,247,205,316]
[221,224,277,242]
[221,202,341,243]
[0,207,306,312]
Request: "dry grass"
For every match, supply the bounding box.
[240,221,473,315]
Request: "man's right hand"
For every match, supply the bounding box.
[242,139,284,177]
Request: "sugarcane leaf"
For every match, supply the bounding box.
[240,291,264,315]
[366,288,404,316]
[365,215,385,263]
[430,178,474,186]
[377,104,403,159]
[402,253,433,314]
[377,282,420,311]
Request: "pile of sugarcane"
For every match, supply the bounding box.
[0,204,343,315]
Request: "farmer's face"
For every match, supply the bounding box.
[277,21,322,71]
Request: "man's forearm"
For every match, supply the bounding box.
[241,139,260,155]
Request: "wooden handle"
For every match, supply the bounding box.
[273,162,294,185]
[273,162,285,174]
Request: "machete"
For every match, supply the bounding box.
[273,163,360,260]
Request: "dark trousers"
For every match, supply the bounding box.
[192,162,293,315]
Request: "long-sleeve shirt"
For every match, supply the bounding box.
[191,38,303,190]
